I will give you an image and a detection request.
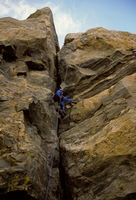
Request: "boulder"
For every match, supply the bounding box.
[59,28,136,200]
[0,8,60,200]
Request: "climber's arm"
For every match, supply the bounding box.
[63,96,73,102]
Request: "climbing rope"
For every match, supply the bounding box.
[44,119,59,200]
[44,147,56,200]
[61,65,69,89]
[64,65,69,83]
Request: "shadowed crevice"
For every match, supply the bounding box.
[0,191,37,200]
[3,45,17,62]
[26,61,45,71]
[113,193,136,200]
[59,152,73,200]
[17,72,27,77]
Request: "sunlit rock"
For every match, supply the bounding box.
[0,7,60,200]
[59,28,136,200]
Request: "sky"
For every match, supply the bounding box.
[0,0,135,46]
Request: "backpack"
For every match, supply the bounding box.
[53,94,64,102]
[53,94,60,102]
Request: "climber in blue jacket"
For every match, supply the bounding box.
[54,88,74,111]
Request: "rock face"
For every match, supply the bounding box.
[0,8,60,200]
[59,28,136,200]
[1,7,136,200]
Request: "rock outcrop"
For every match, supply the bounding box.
[0,8,60,200]
[1,7,136,200]
[59,28,136,200]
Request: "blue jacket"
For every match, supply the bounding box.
[55,89,72,102]
[56,89,63,97]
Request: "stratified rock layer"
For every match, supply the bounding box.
[59,28,136,200]
[0,8,60,200]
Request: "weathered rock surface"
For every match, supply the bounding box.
[59,28,136,200]
[1,7,136,200]
[0,8,60,200]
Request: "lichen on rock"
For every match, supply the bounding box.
[59,28,136,200]
[0,7,60,200]
[1,7,136,200]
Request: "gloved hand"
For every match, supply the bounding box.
[72,101,77,104]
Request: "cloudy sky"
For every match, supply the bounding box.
[0,0,135,46]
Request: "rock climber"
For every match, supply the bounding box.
[54,88,75,113]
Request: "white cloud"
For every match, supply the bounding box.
[0,0,82,46]
[41,2,82,46]
[0,0,36,19]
